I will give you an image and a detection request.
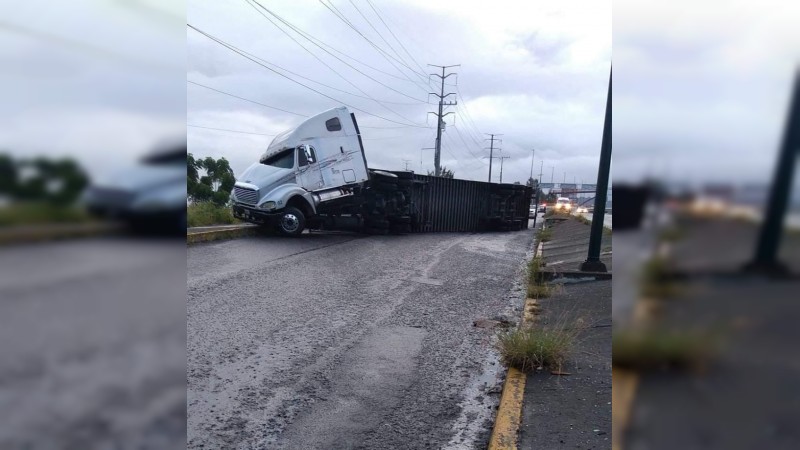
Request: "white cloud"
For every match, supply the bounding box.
[188,0,611,184]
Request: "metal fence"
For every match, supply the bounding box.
[389,171,532,232]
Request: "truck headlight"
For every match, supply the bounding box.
[259,201,277,210]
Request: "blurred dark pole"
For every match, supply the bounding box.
[745,70,800,274]
[581,68,612,272]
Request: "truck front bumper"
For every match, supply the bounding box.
[232,204,280,225]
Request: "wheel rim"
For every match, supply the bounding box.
[281,213,300,232]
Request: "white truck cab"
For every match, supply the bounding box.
[231,107,402,235]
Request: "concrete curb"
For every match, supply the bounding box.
[611,242,672,450]
[488,227,543,449]
[0,222,121,246]
[186,226,261,244]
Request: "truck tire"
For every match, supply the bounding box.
[277,207,305,237]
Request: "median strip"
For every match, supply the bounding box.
[186,224,260,244]
[0,222,122,246]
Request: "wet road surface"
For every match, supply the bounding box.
[0,237,187,448]
[187,229,534,449]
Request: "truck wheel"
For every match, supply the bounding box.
[277,207,305,236]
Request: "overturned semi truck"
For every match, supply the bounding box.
[230,107,531,236]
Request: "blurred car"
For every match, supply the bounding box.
[83,145,186,232]
[554,197,572,212]
[529,206,537,218]
[576,206,589,214]
[538,202,547,213]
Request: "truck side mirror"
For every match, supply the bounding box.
[304,146,314,164]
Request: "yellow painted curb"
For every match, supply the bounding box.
[488,367,526,450]
[186,226,259,244]
[612,297,659,450]
[488,296,539,449]
[612,368,639,450]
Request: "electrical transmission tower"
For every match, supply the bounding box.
[427,64,459,176]
[484,133,503,182]
[402,159,412,171]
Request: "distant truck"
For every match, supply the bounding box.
[231,107,413,236]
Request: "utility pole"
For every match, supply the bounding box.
[402,159,412,171]
[529,148,535,184]
[428,64,459,176]
[550,166,555,184]
[485,133,502,182]
[498,156,511,183]
[533,160,544,229]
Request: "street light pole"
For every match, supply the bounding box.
[581,68,612,272]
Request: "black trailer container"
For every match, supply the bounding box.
[387,171,532,233]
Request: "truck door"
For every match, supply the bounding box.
[296,144,324,191]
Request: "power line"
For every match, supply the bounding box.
[246,0,427,126]
[455,85,488,144]
[237,1,424,86]
[0,20,180,72]
[187,24,429,128]
[346,0,433,95]
[248,0,428,105]
[319,0,431,87]
[188,80,308,116]
[188,80,433,130]
[193,41,420,107]
[364,0,432,85]
[188,124,277,136]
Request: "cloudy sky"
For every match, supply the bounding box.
[0,0,186,178]
[615,0,800,187]
[188,0,611,185]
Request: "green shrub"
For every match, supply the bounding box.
[187,202,238,227]
[0,202,92,226]
[497,323,579,373]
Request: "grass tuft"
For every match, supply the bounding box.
[537,227,553,242]
[658,226,685,242]
[612,329,722,371]
[526,283,553,299]
[187,202,239,228]
[574,214,590,225]
[640,256,681,298]
[497,321,580,373]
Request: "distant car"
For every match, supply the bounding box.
[538,202,547,213]
[529,206,537,218]
[83,145,187,232]
[554,197,572,212]
[576,206,589,214]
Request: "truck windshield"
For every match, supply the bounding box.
[260,148,294,169]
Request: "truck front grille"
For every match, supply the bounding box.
[234,186,259,205]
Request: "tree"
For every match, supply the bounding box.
[427,166,454,178]
[5,155,89,204]
[0,153,18,197]
[188,153,235,206]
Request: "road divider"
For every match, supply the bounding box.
[186,224,260,244]
[0,222,122,246]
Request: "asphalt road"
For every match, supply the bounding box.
[0,237,187,449]
[187,228,535,449]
